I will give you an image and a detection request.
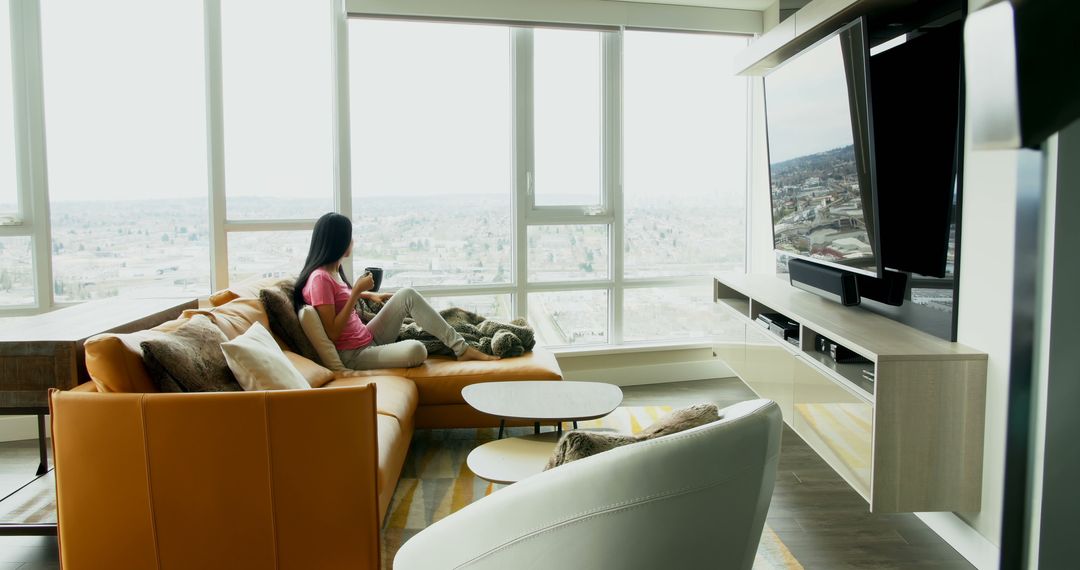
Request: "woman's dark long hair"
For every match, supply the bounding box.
[294,212,354,308]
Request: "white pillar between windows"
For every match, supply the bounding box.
[332,0,354,280]
[605,29,624,345]
[11,0,53,312]
[511,28,533,321]
[203,0,229,292]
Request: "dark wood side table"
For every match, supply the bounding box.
[0,297,198,475]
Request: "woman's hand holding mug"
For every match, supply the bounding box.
[352,272,375,296]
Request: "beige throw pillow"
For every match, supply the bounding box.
[298,305,347,372]
[221,322,310,391]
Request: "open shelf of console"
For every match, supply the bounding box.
[714,273,986,513]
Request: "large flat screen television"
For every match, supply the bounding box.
[765,18,880,277]
[871,21,962,279]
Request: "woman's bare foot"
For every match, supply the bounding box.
[459,346,499,361]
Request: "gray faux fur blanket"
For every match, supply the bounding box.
[355,298,536,358]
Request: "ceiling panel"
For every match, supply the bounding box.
[609,0,774,11]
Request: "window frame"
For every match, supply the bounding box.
[1,0,50,314]
[5,1,750,349]
[512,27,624,344]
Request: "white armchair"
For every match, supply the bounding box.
[394,399,783,570]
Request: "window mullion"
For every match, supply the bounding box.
[511,27,532,320]
[204,0,228,293]
[606,29,624,345]
[11,0,51,311]
[331,0,353,279]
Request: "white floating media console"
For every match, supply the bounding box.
[714,273,986,513]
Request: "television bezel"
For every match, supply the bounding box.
[763,17,883,278]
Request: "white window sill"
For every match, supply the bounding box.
[547,340,717,358]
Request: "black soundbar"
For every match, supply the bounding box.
[789,259,909,306]
[788,259,860,306]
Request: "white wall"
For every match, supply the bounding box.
[934,132,1022,567]
[741,1,1032,565]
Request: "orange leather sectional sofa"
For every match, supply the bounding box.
[55,284,562,567]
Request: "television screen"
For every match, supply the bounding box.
[765,18,880,277]
[871,21,962,279]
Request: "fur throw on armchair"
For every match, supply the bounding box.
[544,403,722,470]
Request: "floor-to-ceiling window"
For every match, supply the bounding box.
[347,20,749,347]
[349,19,513,290]
[3,1,750,348]
[220,0,333,283]
[622,30,749,341]
[41,0,209,302]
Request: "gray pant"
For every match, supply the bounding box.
[337,287,468,370]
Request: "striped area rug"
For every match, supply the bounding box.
[382,406,803,569]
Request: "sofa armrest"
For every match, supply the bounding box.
[50,385,382,570]
[70,382,99,393]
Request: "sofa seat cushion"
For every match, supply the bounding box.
[403,348,563,406]
[284,352,335,388]
[325,375,418,423]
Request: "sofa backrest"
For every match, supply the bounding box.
[209,276,294,307]
[50,385,382,570]
[84,298,284,393]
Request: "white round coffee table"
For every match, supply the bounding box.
[463,381,623,484]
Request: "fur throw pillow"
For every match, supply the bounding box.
[543,431,637,471]
[544,403,722,470]
[140,315,242,393]
[637,403,723,439]
[260,284,322,365]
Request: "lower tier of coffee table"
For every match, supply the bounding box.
[466,432,561,485]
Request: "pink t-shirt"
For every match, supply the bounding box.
[301,268,373,351]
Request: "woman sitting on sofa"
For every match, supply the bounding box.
[294,212,498,370]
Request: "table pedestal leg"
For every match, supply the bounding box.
[498,419,505,440]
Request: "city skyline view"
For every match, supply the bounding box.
[769,145,876,273]
[5,195,747,346]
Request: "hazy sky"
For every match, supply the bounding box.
[351,20,749,203]
[40,0,208,203]
[764,34,855,165]
[9,2,749,206]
